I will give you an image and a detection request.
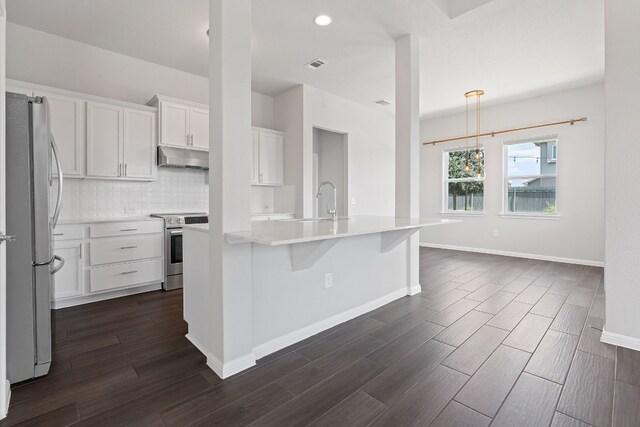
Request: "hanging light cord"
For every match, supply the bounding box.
[465,96,470,172]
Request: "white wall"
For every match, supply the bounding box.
[274,85,306,216]
[306,86,395,218]
[602,1,640,347]
[420,84,605,265]
[6,23,275,127]
[276,84,395,218]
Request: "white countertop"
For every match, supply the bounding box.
[184,216,460,245]
[57,216,162,225]
[251,212,295,216]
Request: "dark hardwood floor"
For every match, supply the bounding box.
[2,248,638,426]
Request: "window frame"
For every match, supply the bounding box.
[442,146,486,215]
[549,143,557,163]
[502,136,559,217]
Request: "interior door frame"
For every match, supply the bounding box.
[0,0,11,419]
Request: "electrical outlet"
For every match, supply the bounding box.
[124,207,136,215]
[493,230,499,238]
[324,273,333,288]
[351,197,357,205]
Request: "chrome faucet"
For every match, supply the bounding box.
[316,181,338,222]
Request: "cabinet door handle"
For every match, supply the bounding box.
[124,163,127,176]
[120,270,138,275]
[120,228,138,232]
[79,243,83,259]
[120,245,138,249]
[54,233,64,236]
[118,163,121,176]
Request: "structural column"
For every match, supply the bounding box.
[602,0,640,350]
[207,0,254,377]
[395,35,421,295]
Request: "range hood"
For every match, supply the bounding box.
[157,146,208,169]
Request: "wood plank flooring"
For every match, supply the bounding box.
[1,248,636,426]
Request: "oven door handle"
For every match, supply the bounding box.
[169,230,183,235]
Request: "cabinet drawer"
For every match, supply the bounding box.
[89,258,163,293]
[89,220,163,238]
[53,225,85,241]
[89,234,162,266]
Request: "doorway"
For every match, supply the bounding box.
[312,128,348,218]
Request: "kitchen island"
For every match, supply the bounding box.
[183,216,459,378]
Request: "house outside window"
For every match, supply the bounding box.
[443,148,485,212]
[504,138,557,214]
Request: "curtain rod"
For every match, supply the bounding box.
[422,117,588,146]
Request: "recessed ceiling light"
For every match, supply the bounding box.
[314,15,332,26]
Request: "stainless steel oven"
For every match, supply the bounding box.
[150,213,208,290]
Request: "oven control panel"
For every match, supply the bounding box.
[184,216,209,225]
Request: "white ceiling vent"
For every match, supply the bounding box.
[375,99,392,106]
[305,58,327,70]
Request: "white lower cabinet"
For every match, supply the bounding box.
[52,220,164,308]
[90,259,163,293]
[52,241,84,300]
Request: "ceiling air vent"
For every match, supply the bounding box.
[305,58,327,70]
[375,99,392,106]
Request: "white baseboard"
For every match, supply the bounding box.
[407,284,422,296]
[420,243,604,267]
[186,333,256,379]
[1,379,10,420]
[253,287,408,360]
[52,283,162,309]
[207,353,256,379]
[187,286,412,379]
[601,329,640,352]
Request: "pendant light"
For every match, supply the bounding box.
[464,90,484,179]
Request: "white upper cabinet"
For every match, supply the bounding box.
[189,107,210,150]
[251,129,260,184]
[252,127,284,186]
[150,95,209,151]
[87,102,122,179]
[7,80,158,181]
[43,92,86,177]
[159,101,190,148]
[87,101,156,181]
[123,109,156,180]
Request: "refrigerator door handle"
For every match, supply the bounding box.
[51,135,64,227]
[50,255,65,275]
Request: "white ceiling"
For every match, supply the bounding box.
[6,0,604,117]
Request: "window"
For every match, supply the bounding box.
[444,148,485,212]
[504,138,557,214]
[549,143,557,163]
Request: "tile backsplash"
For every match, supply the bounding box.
[60,168,296,220]
[60,168,209,220]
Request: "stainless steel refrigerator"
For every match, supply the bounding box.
[5,92,64,384]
